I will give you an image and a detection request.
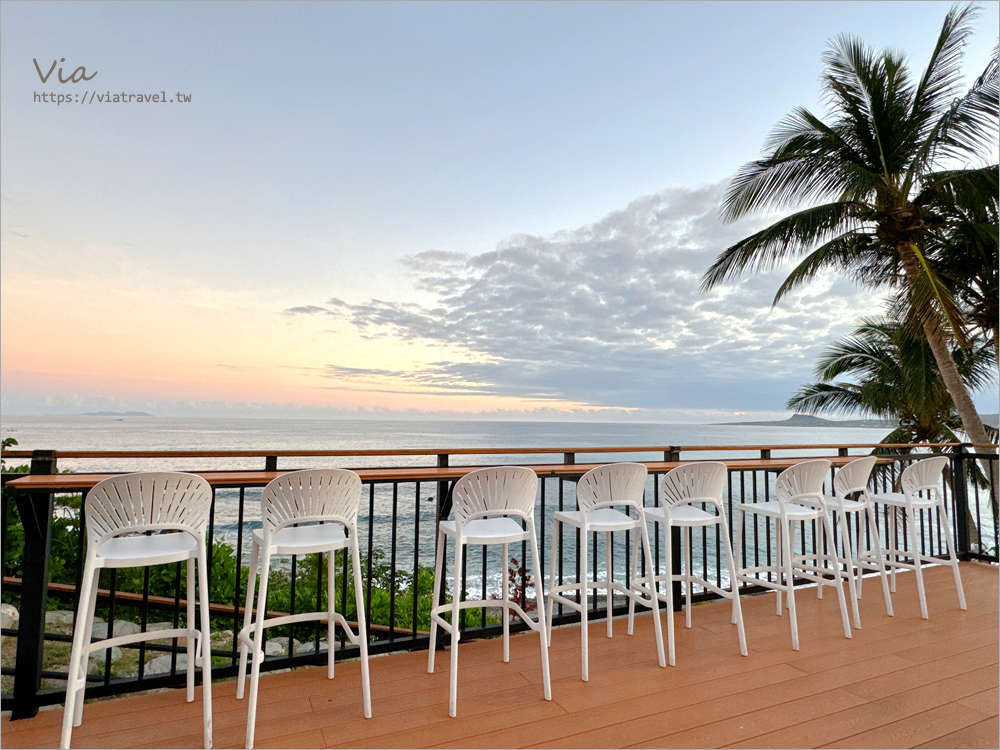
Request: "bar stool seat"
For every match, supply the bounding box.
[867,491,936,509]
[819,494,866,511]
[644,504,714,526]
[438,516,526,544]
[553,507,638,532]
[251,523,347,554]
[96,531,199,566]
[738,500,824,519]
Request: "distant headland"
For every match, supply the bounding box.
[717,414,895,428]
[717,413,1000,428]
[80,411,154,417]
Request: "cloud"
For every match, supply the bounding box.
[291,182,878,411]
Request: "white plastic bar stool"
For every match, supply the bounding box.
[867,456,966,619]
[734,459,852,650]
[237,469,371,749]
[798,456,894,623]
[427,466,551,717]
[61,472,214,750]
[545,463,665,681]
[632,462,747,666]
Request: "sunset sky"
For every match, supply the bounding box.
[1,1,997,421]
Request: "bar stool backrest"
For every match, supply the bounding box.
[260,469,362,533]
[832,456,877,498]
[659,462,727,509]
[576,462,648,513]
[776,459,831,506]
[900,456,948,500]
[451,466,538,526]
[86,472,212,548]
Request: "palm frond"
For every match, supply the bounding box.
[701,202,866,290]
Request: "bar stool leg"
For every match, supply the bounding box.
[502,542,510,662]
[579,527,590,682]
[822,512,853,639]
[527,521,552,701]
[938,501,967,610]
[73,566,100,729]
[448,537,464,717]
[351,535,372,719]
[638,519,666,668]
[732,508,745,626]
[663,519,675,667]
[906,507,929,619]
[866,502,893,616]
[718,514,747,656]
[780,518,799,650]
[237,540,260,699]
[61,559,98,750]
[196,547,214,749]
[427,528,446,673]
[627,526,639,636]
[546,519,559,647]
[605,532,613,638]
[246,546,272,750]
[186,556,197,702]
[837,508,861,629]
[327,549,336,679]
[775,522,784,616]
[684,526,693,628]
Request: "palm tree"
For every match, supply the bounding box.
[926,177,999,368]
[788,315,998,526]
[787,316,996,446]
[700,5,998,455]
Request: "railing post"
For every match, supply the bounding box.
[264,455,277,472]
[664,447,680,462]
[11,450,57,719]
[951,445,971,559]
[435,454,451,522]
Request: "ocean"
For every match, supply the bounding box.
[1,415,895,596]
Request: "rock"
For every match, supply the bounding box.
[1,603,18,631]
[211,629,233,647]
[144,654,188,675]
[45,610,75,628]
[87,647,123,674]
[295,640,329,654]
[1,603,18,648]
[264,639,286,656]
[91,620,141,640]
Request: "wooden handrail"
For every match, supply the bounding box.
[4,455,894,492]
[1,442,982,461]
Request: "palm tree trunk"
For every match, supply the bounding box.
[898,244,999,533]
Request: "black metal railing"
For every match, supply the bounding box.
[1,443,996,719]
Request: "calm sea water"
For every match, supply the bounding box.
[1,415,893,595]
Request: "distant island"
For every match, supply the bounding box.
[81,411,154,417]
[718,413,1000,428]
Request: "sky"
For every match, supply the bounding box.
[1,1,997,422]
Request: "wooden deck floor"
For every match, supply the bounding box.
[3,562,997,749]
